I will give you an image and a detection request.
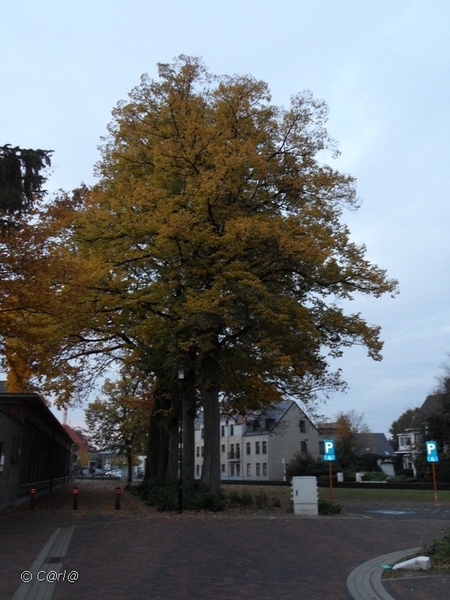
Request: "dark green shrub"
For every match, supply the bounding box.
[423,528,450,566]
[254,491,269,509]
[227,490,253,508]
[362,471,388,481]
[144,483,179,511]
[318,498,342,515]
[355,453,381,472]
[184,489,227,512]
[142,483,226,512]
[286,452,322,480]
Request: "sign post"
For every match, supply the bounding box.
[323,439,336,500]
[426,440,439,503]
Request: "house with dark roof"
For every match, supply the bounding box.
[354,432,396,457]
[195,399,323,481]
[396,393,446,474]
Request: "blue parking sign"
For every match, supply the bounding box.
[324,439,335,461]
[426,440,439,463]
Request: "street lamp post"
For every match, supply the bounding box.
[177,366,185,514]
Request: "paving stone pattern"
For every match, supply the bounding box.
[1,481,449,600]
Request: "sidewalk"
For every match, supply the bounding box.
[1,480,449,599]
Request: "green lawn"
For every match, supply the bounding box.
[222,484,450,510]
[322,486,450,504]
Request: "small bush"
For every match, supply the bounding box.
[270,497,282,508]
[143,483,226,512]
[227,490,253,508]
[144,483,179,512]
[286,452,323,480]
[184,490,227,512]
[254,491,269,509]
[318,498,342,515]
[362,471,388,482]
[423,528,450,566]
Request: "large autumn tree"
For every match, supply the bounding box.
[1,57,398,493]
[63,56,397,493]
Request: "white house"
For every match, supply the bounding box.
[194,399,323,482]
[396,394,446,475]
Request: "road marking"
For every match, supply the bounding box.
[13,527,74,600]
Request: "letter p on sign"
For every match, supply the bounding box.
[324,439,335,461]
[426,440,439,462]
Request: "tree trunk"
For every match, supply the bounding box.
[182,379,196,492]
[144,389,169,485]
[200,351,221,494]
[166,416,179,483]
[127,451,133,487]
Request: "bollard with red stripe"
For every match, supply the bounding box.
[115,486,121,510]
[30,487,36,510]
[73,486,79,510]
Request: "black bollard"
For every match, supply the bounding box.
[30,487,36,510]
[115,486,121,510]
[73,486,79,510]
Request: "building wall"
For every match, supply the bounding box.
[0,394,73,511]
[194,401,323,482]
[0,406,23,509]
[262,403,322,481]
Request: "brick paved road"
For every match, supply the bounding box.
[1,481,448,600]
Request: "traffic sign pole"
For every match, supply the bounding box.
[323,439,336,500]
[328,461,333,500]
[426,441,439,503]
[432,462,438,504]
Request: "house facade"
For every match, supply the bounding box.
[396,394,446,474]
[194,399,323,482]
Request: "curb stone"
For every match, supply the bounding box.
[347,547,421,600]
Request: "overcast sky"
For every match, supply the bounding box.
[2,0,449,436]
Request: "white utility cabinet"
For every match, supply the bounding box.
[291,476,318,516]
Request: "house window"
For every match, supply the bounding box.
[221,425,225,437]
[246,463,251,476]
[221,444,225,454]
[196,446,200,457]
[230,424,234,436]
[201,428,204,439]
[236,443,240,459]
[230,463,235,476]
[301,441,308,453]
[262,441,267,454]
[230,443,235,458]
[299,420,306,433]
[256,463,261,476]
[221,463,226,473]
[236,463,241,477]
[255,442,260,455]
[246,442,251,455]
[263,463,268,476]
